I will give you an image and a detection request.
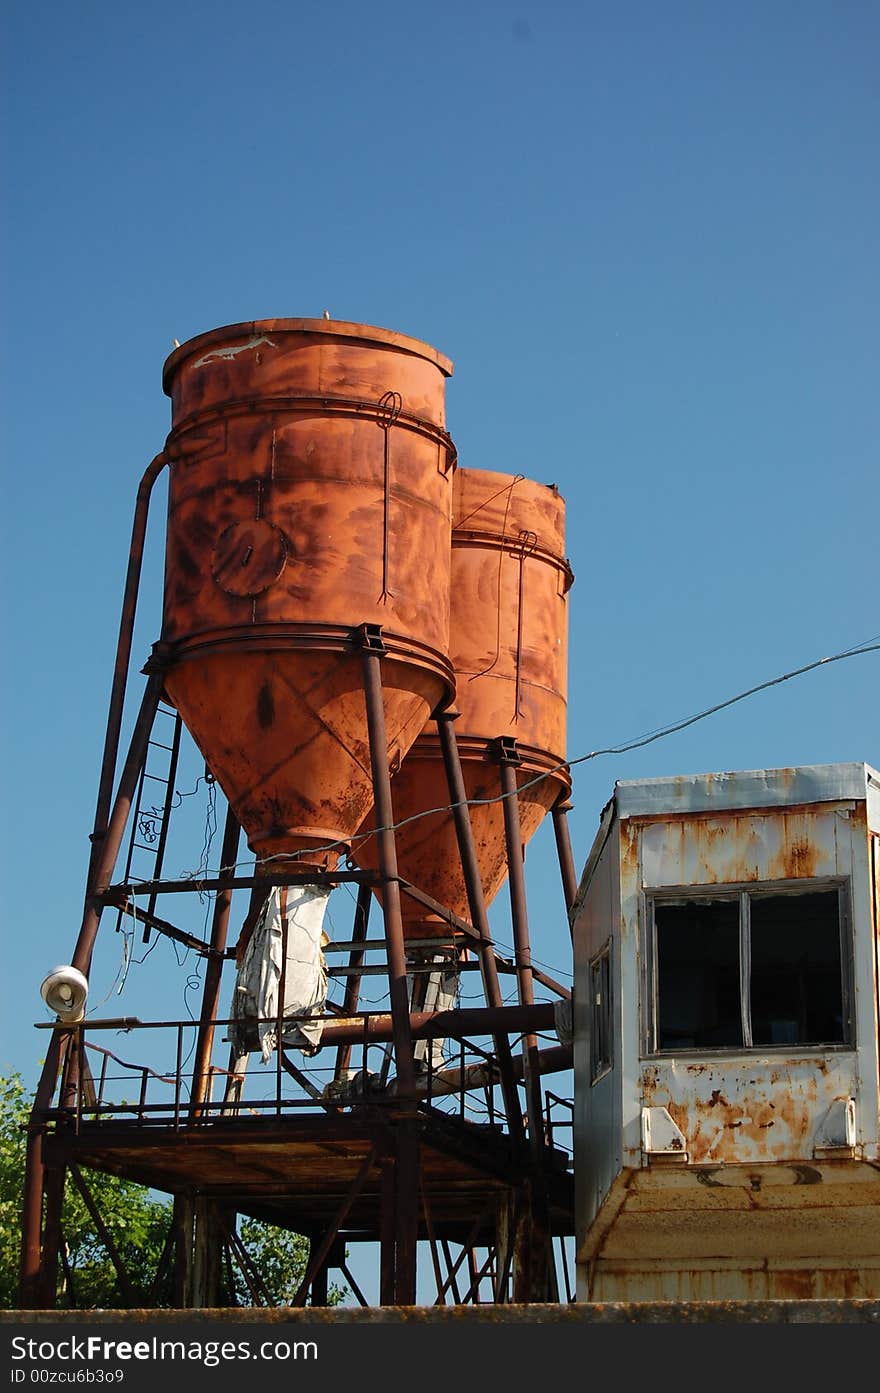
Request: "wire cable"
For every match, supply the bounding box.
[131,634,878,887]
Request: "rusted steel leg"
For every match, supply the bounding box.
[172,1194,194,1308]
[497,755,544,1157]
[309,1236,330,1307]
[422,1188,446,1304]
[498,753,554,1303]
[494,1194,515,1303]
[191,1198,223,1308]
[88,453,168,888]
[334,883,371,1083]
[393,1121,419,1305]
[190,806,242,1115]
[19,1028,67,1308]
[310,1266,329,1308]
[360,636,416,1098]
[37,1164,66,1308]
[552,795,579,927]
[437,713,524,1144]
[379,1157,396,1306]
[74,671,166,977]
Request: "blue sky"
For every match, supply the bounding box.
[1,0,877,1300]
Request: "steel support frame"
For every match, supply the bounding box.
[21,596,574,1309]
[497,746,555,1302]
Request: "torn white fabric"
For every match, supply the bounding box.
[230,885,329,1060]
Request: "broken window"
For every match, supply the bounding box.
[647,882,849,1054]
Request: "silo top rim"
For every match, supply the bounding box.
[162,318,453,393]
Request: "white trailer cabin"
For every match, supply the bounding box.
[572,762,880,1301]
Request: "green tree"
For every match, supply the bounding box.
[0,1072,344,1308]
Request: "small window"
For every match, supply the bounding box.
[590,945,612,1082]
[647,882,850,1054]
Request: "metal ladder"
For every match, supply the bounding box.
[112,701,183,943]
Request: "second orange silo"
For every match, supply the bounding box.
[356,467,573,932]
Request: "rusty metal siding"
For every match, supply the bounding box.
[574,763,880,1303]
[617,794,880,1168]
[581,1162,880,1302]
[639,1056,862,1165]
[573,814,622,1262]
[614,763,875,819]
[639,804,858,887]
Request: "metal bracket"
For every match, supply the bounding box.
[357,623,387,656]
[489,736,522,767]
[642,1106,688,1159]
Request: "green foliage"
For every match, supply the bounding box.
[0,1072,345,1309]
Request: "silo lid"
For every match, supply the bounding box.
[162,317,453,393]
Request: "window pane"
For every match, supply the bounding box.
[590,950,612,1081]
[750,891,844,1046]
[655,899,742,1049]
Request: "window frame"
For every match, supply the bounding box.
[641,876,853,1057]
[589,941,613,1084]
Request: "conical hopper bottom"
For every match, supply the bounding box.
[164,650,446,872]
[354,736,569,934]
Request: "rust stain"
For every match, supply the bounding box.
[621,823,640,880]
[355,467,571,933]
[160,318,457,871]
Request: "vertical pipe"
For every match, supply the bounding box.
[379,1158,396,1306]
[361,639,419,1304]
[498,759,544,1159]
[360,644,416,1097]
[37,1165,66,1308]
[19,1028,66,1307]
[73,672,166,977]
[310,1239,329,1307]
[436,713,524,1144]
[172,1194,194,1308]
[334,883,372,1082]
[552,797,579,927]
[190,806,242,1113]
[88,453,167,884]
[393,1122,419,1305]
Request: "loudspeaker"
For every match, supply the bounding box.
[40,965,89,1023]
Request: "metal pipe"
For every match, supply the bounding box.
[437,713,524,1144]
[410,1042,571,1096]
[190,805,242,1114]
[552,797,579,925]
[19,1028,66,1307]
[361,642,416,1098]
[393,1123,419,1304]
[73,672,166,976]
[334,883,371,1083]
[319,1000,557,1046]
[37,1165,66,1308]
[499,759,544,1159]
[89,453,168,884]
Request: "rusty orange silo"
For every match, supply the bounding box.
[355,468,573,932]
[158,319,456,872]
